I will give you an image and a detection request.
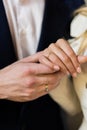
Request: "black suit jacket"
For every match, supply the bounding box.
[0,0,84,130]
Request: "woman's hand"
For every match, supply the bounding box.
[39,39,82,77]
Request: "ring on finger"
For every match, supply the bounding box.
[44,84,49,92]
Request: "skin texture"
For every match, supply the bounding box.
[0,51,65,102]
[0,39,87,102]
[39,39,87,77]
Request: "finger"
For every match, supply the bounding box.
[56,39,81,73]
[27,63,56,75]
[39,55,60,71]
[47,52,69,74]
[37,71,65,94]
[78,55,87,64]
[23,72,65,100]
[27,72,64,87]
[49,43,77,77]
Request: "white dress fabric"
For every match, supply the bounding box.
[84,0,87,4]
[3,0,45,58]
[70,13,87,130]
[70,14,87,38]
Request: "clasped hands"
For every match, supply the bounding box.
[0,39,87,102]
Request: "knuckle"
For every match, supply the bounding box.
[27,68,33,74]
[26,77,35,87]
[56,38,65,45]
[43,48,50,57]
[49,43,55,49]
[24,65,36,75]
[21,65,32,76]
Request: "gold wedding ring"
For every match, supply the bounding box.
[44,84,49,92]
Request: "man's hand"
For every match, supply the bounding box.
[0,53,64,102]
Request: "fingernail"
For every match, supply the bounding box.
[77,67,81,73]
[54,65,60,70]
[73,73,77,77]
